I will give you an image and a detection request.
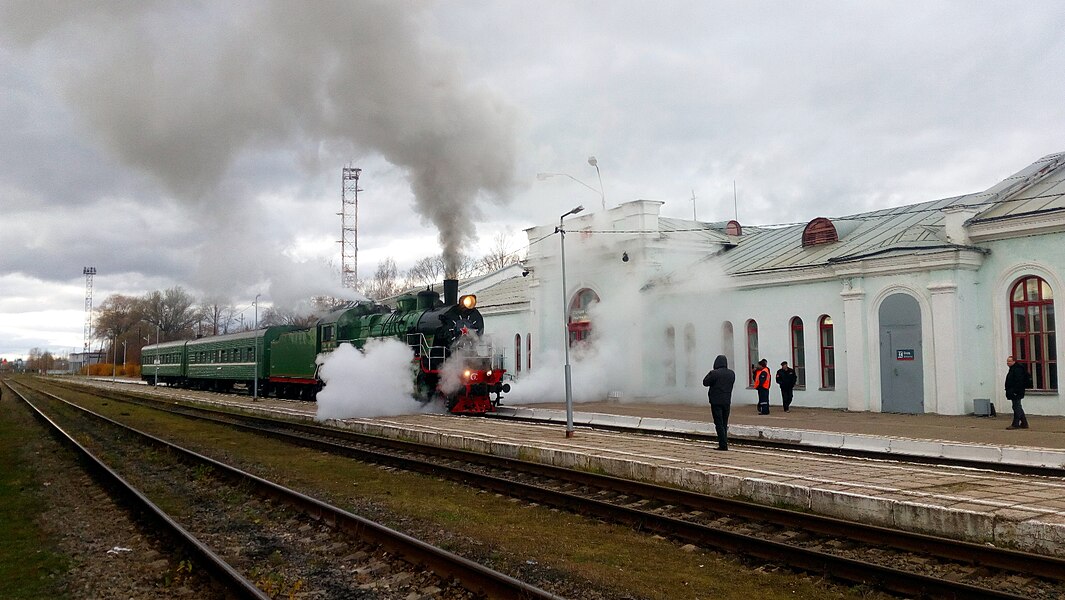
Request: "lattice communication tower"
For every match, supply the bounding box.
[83,266,96,351]
[340,167,361,290]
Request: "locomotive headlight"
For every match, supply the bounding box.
[463,369,471,379]
[460,294,477,309]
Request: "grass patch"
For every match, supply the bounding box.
[0,393,71,599]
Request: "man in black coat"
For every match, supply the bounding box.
[776,361,797,412]
[703,354,736,450]
[1004,355,1030,430]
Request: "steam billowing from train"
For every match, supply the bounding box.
[0,0,520,279]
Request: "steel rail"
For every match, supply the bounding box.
[114,391,1065,582]
[20,381,566,600]
[59,384,1053,599]
[4,381,270,600]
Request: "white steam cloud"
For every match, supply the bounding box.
[315,339,444,420]
[505,248,735,407]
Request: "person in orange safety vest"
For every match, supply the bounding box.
[754,358,772,414]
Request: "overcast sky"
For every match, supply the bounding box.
[2,0,1064,360]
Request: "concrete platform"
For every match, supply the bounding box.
[320,403,1065,558]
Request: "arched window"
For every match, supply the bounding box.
[746,319,759,386]
[514,334,522,374]
[527,333,532,371]
[1010,276,1057,390]
[665,326,677,386]
[819,315,835,389]
[802,217,838,246]
[722,321,734,369]
[568,288,600,346]
[684,324,697,386]
[790,317,806,388]
[726,220,742,236]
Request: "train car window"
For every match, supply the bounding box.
[323,325,334,342]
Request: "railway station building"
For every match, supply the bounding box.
[479,151,1065,416]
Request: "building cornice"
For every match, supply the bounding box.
[728,249,986,289]
[968,210,1065,242]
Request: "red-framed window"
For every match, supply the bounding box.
[791,317,806,388]
[819,315,835,389]
[746,319,759,386]
[514,334,522,373]
[1010,276,1057,391]
[567,288,600,346]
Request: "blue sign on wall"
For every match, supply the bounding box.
[896,349,915,361]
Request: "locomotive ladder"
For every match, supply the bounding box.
[406,333,447,371]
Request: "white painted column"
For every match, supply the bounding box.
[928,282,961,415]
[841,285,868,411]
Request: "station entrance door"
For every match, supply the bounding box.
[879,293,924,413]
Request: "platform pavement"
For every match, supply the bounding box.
[495,402,1065,469]
[318,403,1065,559]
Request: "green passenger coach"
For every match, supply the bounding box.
[140,339,187,385]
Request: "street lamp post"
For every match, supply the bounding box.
[587,156,606,210]
[110,331,117,383]
[253,294,261,401]
[142,334,152,383]
[154,325,160,386]
[556,204,585,438]
[121,340,127,376]
[537,172,605,211]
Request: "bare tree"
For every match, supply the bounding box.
[26,347,55,373]
[260,306,318,327]
[407,252,482,286]
[141,287,200,341]
[364,257,403,300]
[311,295,354,313]
[93,294,145,353]
[199,298,237,336]
[407,255,445,288]
[479,231,521,272]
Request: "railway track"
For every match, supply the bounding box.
[5,379,565,600]
[485,412,1065,478]
[40,378,1065,600]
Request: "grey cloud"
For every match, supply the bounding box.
[0,0,522,277]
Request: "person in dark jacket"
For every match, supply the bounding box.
[703,354,736,450]
[1004,355,1030,430]
[754,358,771,414]
[776,361,797,412]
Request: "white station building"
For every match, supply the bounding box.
[474,152,1064,416]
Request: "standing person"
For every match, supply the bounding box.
[703,354,736,451]
[776,361,797,412]
[754,358,772,415]
[1004,355,1030,430]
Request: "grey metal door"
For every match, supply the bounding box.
[879,293,924,413]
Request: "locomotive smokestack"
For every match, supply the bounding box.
[444,279,459,306]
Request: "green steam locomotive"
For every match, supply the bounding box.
[141,280,510,414]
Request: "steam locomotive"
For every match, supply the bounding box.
[141,279,510,414]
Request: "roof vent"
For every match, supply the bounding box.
[802,217,838,247]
